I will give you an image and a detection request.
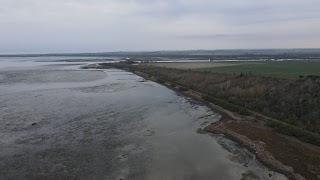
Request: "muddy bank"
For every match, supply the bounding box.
[93,63,320,180]
[205,122,305,180]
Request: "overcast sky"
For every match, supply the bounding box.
[0,0,320,54]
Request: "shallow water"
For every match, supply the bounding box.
[0,57,287,179]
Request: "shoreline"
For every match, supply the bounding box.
[87,63,320,180]
[131,69,304,180]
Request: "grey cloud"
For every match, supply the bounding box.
[178,34,232,39]
[0,0,320,53]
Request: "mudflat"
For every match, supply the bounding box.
[0,58,287,179]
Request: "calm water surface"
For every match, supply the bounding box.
[0,57,287,180]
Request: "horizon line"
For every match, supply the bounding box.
[1,48,320,56]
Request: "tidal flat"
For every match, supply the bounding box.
[0,57,287,179]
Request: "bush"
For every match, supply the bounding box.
[202,95,251,116]
[266,121,320,146]
[157,79,165,83]
[170,83,176,88]
[178,86,188,91]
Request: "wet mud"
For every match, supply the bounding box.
[0,58,287,179]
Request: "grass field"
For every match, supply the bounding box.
[149,61,320,78]
[147,62,237,69]
[199,61,320,78]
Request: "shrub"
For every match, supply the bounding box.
[266,121,320,146]
[178,86,188,91]
[157,79,165,83]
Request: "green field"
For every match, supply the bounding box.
[200,61,320,78]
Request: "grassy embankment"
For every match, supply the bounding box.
[148,61,320,78]
[204,61,320,78]
[100,61,320,179]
